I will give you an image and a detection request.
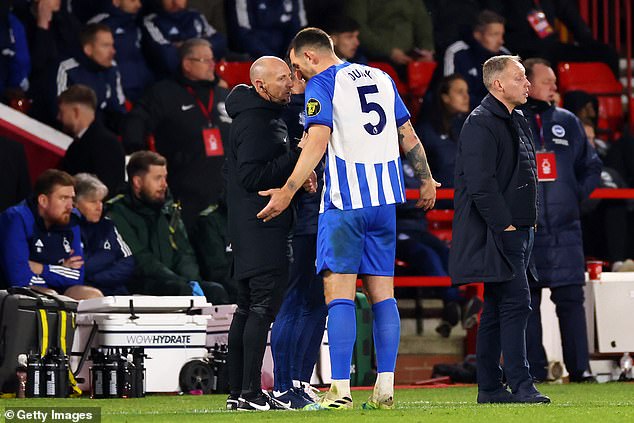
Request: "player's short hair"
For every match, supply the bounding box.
[179,38,212,62]
[127,151,167,180]
[322,16,360,35]
[482,55,522,90]
[34,169,75,197]
[79,23,111,46]
[74,173,108,201]
[289,27,334,54]
[474,10,505,32]
[523,57,552,80]
[58,84,97,111]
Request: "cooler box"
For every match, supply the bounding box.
[78,295,209,313]
[72,296,211,393]
[591,272,634,353]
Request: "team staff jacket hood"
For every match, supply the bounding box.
[520,98,602,287]
[106,188,202,292]
[0,198,84,290]
[449,94,538,285]
[225,85,301,280]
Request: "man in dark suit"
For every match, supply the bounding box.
[58,84,125,196]
[449,55,549,403]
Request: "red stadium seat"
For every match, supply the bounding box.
[557,62,624,135]
[557,62,622,94]
[215,60,253,88]
[407,61,437,97]
[406,61,437,123]
[426,209,454,243]
[368,62,407,95]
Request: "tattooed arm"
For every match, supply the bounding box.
[398,121,440,210]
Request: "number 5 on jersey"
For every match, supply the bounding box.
[357,85,387,135]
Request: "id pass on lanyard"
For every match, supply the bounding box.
[527,1,554,39]
[534,114,557,182]
[186,86,224,157]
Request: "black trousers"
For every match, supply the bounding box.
[227,268,288,395]
[526,284,590,380]
[477,228,535,394]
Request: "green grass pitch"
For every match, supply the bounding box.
[2,383,634,422]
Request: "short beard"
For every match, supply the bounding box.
[139,189,165,208]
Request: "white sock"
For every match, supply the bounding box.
[374,372,394,398]
[292,380,301,388]
[330,379,351,398]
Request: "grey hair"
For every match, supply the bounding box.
[482,55,522,90]
[179,38,212,62]
[74,173,108,201]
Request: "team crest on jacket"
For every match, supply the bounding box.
[306,98,321,117]
[551,124,566,137]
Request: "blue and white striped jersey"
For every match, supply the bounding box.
[304,62,410,212]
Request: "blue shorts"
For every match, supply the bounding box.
[316,204,396,276]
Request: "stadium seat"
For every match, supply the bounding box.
[406,61,437,124]
[407,61,437,98]
[426,209,454,243]
[557,62,624,135]
[369,62,407,95]
[215,60,253,88]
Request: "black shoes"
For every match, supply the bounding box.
[226,393,240,410]
[512,391,551,403]
[237,391,287,411]
[477,386,551,404]
[477,387,515,404]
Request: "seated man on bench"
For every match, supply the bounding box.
[0,169,103,300]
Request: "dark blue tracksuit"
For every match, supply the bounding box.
[443,32,511,110]
[228,0,306,58]
[0,199,84,291]
[271,93,327,391]
[55,52,127,122]
[79,215,135,296]
[88,4,154,102]
[0,12,30,95]
[521,99,602,380]
[142,8,227,78]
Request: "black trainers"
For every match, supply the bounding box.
[237,391,287,411]
[226,393,240,410]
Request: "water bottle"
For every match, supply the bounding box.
[90,348,106,399]
[619,352,632,380]
[16,354,28,398]
[25,352,42,398]
[131,348,146,398]
[105,349,119,398]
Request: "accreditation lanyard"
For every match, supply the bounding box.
[185,86,215,127]
[534,113,557,182]
[185,86,224,156]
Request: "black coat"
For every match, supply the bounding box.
[225,85,300,280]
[122,75,231,228]
[60,120,125,196]
[449,94,538,284]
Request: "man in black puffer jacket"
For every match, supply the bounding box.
[450,55,548,404]
[520,58,601,383]
[224,56,312,411]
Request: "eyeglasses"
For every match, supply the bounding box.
[186,57,215,64]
